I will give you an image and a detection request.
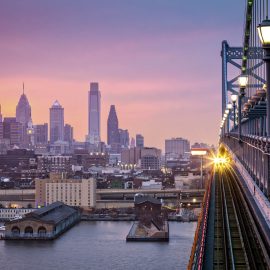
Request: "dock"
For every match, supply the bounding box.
[126,220,169,242]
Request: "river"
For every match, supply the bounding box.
[0,221,196,270]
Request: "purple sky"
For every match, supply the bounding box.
[0,0,245,149]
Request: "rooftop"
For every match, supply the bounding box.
[26,201,78,224]
[134,195,161,205]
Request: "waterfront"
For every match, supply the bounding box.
[0,221,196,270]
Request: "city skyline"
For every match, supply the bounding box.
[0,1,245,149]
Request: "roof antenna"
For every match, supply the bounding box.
[23,82,24,94]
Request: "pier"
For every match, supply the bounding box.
[3,202,80,240]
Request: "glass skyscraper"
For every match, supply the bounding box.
[88,82,101,144]
[50,100,64,143]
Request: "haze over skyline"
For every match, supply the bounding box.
[0,0,245,149]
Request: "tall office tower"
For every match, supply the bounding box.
[136,134,144,148]
[0,105,2,123]
[0,123,3,140]
[50,101,64,143]
[0,106,3,141]
[16,88,32,146]
[165,137,190,160]
[3,117,22,146]
[107,105,120,145]
[34,124,48,145]
[119,129,129,148]
[64,124,74,144]
[88,82,101,144]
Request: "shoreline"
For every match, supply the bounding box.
[81,216,198,222]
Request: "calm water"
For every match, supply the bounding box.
[0,221,196,270]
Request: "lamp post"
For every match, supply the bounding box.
[231,95,238,129]
[227,103,232,133]
[238,75,248,141]
[191,149,207,189]
[223,114,227,133]
[257,18,270,136]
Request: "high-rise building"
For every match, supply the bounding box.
[165,137,190,160]
[64,124,74,144]
[88,82,101,144]
[121,147,141,165]
[50,100,64,143]
[0,122,3,140]
[34,124,48,145]
[130,137,136,148]
[26,118,35,147]
[119,129,129,148]
[0,105,2,123]
[0,106,3,141]
[3,117,22,146]
[107,105,120,145]
[136,134,144,148]
[16,88,32,146]
[141,147,162,170]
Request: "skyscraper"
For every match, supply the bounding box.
[16,87,32,146]
[50,101,64,143]
[34,124,48,145]
[3,117,22,146]
[64,124,74,145]
[0,105,2,123]
[136,134,144,148]
[119,129,129,148]
[88,82,101,144]
[165,137,190,160]
[107,105,119,145]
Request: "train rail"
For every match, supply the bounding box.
[214,167,270,269]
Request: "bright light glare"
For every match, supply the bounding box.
[213,157,228,165]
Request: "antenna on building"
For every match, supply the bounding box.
[23,82,24,94]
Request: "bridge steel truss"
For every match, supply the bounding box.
[221,0,270,199]
[188,2,270,269]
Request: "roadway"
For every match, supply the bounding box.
[96,188,205,195]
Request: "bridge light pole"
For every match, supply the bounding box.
[238,75,248,141]
[231,95,238,130]
[257,19,270,136]
[226,103,232,132]
[223,113,227,134]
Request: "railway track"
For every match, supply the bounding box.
[213,167,270,269]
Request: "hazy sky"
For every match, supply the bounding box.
[0,0,245,149]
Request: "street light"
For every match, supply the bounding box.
[226,104,233,132]
[257,18,270,136]
[231,94,238,129]
[191,148,207,189]
[238,74,248,141]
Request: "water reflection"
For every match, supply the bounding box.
[0,221,196,270]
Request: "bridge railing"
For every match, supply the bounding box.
[221,133,270,199]
[188,171,213,270]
